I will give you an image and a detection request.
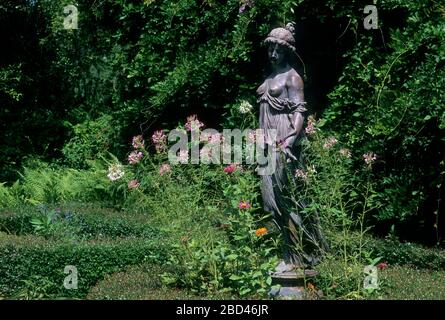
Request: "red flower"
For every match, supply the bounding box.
[377,262,388,270]
[238,201,251,209]
[224,163,237,173]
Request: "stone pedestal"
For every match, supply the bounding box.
[269,269,318,300]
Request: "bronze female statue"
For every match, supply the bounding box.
[257,23,328,272]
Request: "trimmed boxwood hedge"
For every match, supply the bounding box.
[0,233,169,298]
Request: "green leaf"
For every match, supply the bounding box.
[370,256,382,266]
[229,275,242,281]
[239,288,251,295]
[226,254,238,260]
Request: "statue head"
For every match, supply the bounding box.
[264,23,296,52]
[264,23,296,66]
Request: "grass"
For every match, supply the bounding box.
[377,265,445,300]
[87,264,198,300]
[87,261,445,300]
[87,264,234,300]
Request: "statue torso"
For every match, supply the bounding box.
[257,70,292,100]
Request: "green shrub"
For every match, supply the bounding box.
[122,164,228,240]
[314,257,368,300]
[62,115,123,169]
[322,0,445,227]
[365,237,445,270]
[161,163,278,298]
[0,233,169,299]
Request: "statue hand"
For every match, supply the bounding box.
[284,146,298,161]
[278,137,298,161]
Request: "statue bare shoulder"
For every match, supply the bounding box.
[286,69,304,102]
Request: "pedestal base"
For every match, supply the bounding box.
[269,269,319,300]
[269,286,306,300]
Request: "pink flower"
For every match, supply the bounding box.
[155,144,167,153]
[200,147,214,162]
[305,116,317,135]
[200,132,222,143]
[151,130,167,153]
[209,133,223,143]
[245,129,265,145]
[363,152,377,165]
[132,135,145,149]
[238,201,251,209]
[128,151,143,165]
[305,124,316,135]
[224,163,238,174]
[200,132,211,142]
[185,114,204,132]
[128,179,140,189]
[323,136,338,149]
[295,169,308,181]
[377,262,388,270]
[151,130,166,144]
[339,148,352,158]
[159,163,171,176]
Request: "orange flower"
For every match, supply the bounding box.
[307,283,315,291]
[255,227,267,236]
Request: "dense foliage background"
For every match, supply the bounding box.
[1,0,444,246]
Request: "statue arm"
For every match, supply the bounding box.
[283,74,305,151]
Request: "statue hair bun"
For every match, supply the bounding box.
[285,22,296,34]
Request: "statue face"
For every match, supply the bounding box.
[268,43,286,66]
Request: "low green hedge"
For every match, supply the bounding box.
[366,237,445,270]
[0,233,169,299]
[0,205,161,240]
[0,209,34,235]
